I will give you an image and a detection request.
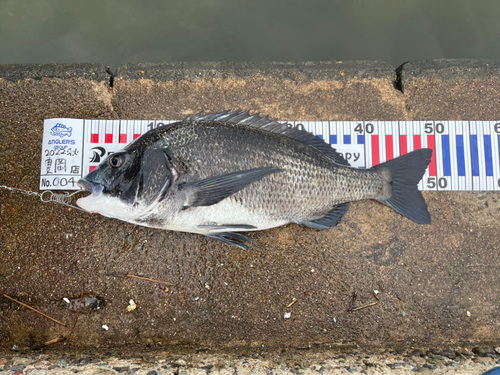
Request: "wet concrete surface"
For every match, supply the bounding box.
[1,61,500,353]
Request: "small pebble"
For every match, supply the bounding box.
[431,354,447,361]
[11,357,31,366]
[416,367,434,375]
[10,365,26,372]
[54,358,69,368]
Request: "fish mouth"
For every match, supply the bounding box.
[77,178,104,196]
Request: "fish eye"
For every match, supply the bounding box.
[109,154,124,168]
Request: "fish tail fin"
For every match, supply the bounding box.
[373,148,433,224]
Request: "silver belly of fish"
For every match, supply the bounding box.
[153,198,289,234]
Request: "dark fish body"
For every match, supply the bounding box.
[77,111,432,248]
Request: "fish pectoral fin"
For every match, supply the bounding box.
[197,224,257,232]
[205,232,250,250]
[299,203,350,229]
[180,167,281,207]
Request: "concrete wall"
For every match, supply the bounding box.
[1,60,500,350]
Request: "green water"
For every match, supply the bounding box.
[1,0,499,69]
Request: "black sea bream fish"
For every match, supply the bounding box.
[77,111,432,249]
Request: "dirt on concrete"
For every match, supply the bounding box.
[0,61,499,353]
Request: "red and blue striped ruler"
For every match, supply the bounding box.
[297,121,499,191]
[40,119,500,191]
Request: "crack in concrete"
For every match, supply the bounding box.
[106,67,115,88]
[393,61,408,94]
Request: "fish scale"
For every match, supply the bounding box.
[158,121,381,222]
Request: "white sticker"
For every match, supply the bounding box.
[40,119,84,190]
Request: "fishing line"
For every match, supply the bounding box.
[0,185,87,212]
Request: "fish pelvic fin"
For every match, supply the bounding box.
[373,148,432,224]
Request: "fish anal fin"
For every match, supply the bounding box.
[299,203,350,229]
[181,167,281,207]
[205,232,250,250]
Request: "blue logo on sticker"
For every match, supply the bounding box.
[50,123,72,138]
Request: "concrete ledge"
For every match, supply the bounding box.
[398,59,500,120]
[116,61,396,81]
[399,59,500,86]
[112,61,404,121]
[1,60,500,353]
[0,63,109,82]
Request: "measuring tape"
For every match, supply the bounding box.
[40,119,500,192]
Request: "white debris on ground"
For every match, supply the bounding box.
[127,299,137,312]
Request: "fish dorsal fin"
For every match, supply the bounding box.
[186,110,350,166]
